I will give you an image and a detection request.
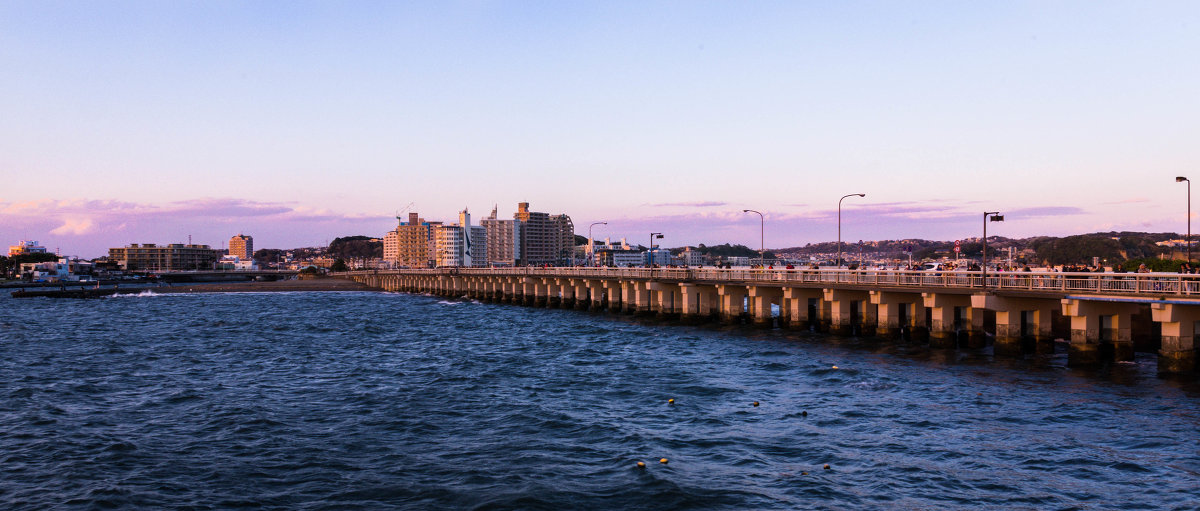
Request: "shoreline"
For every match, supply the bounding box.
[136,278,381,294]
[10,278,381,298]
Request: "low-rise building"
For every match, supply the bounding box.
[108,243,219,271]
[8,240,48,257]
[215,255,258,271]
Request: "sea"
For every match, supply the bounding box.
[1,290,1198,510]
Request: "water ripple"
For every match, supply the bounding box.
[1,291,1198,509]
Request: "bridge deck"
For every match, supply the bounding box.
[344,268,1200,301]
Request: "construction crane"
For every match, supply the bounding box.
[394,202,416,223]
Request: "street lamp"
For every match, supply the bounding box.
[648,232,663,267]
[982,212,1004,289]
[743,209,764,267]
[838,193,866,268]
[587,221,607,266]
[1178,176,1191,263]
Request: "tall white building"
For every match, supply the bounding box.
[433,209,488,267]
[482,205,521,267]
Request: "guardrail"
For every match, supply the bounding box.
[340,268,1200,297]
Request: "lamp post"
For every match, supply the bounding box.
[648,232,663,267]
[743,209,764,266]
[1178,176,1191,263]
[982,212,1004,289]
[587,221,607,266]
[837,193,866,268]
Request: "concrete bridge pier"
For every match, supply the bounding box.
[716,284,748,323]
[678,283,716,324]
[599,281,618,311]
[783,288,822,330]
[532,280,549,307]
[1150,302,1199,374]
[570,280,588,310]
[973,295,1057,356]
[571,280,588,310]
[543,279,560,308]
[495,280,510,303]
[871,291,925,340]
[519,279,534,306]
[652,283,681,320]
[824,289,869,336]
[619,282,636,314]
[629,282,652,316]
[748,286,783,327]
[923,293,983,349]
[1061,298,1139,366]
[557,279,575,308]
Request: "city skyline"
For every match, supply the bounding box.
[3,2,1198,257]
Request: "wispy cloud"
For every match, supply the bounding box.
[1006,206,1086,217]
[645,201,728,208]
[50,217,96,235]
[1101,198,1149,205]
[0,197,395,257]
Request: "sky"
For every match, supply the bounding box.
[2,1,1198,258]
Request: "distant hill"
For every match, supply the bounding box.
[328,236,382,260]
[771,231,1181,265]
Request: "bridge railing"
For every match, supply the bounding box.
[340,268,1200,297]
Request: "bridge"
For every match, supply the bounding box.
[340,267,1200,375]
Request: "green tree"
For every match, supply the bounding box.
[330,258,349,272]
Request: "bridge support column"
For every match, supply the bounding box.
[558,279,574,308]
[597,281,615,311]
[543,279,560,308]
[973,295,1058,355]
[572,281,589,310]
[870,291,926,340]
[619,281,648,314]
[495,280,509,303]
[824,289,869,336]
[1061,298,1139,366]
[783,288,823,330]
[650,283,680,320]
[748,286,783,327]
[923,293,982,348]
[521,279,536,306]
[679,284,716,324]
[1150,302,1200,374]
[716,284,747,323]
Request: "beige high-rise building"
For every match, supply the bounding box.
[514,202,574,265]
[229,234,253,261]
[482,205,521,267]
[383,212,434,268]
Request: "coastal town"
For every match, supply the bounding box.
[3,200,1198,284]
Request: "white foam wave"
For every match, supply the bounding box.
[107,289,161,298]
